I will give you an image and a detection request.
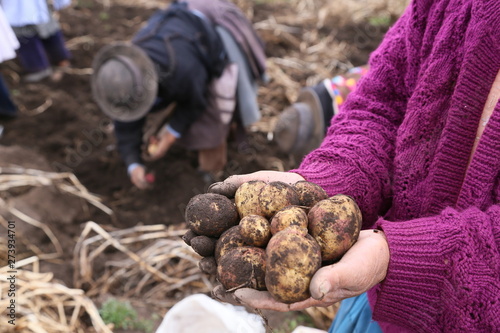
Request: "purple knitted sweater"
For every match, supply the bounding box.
[292,0,500,331]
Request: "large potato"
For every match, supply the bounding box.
[185,193,238,237]
[217,246,267,291]
[270,206,308,235]
[214,225,247,262]
[258,181,300,218]
[293,181,329,207]
[265,228,321,303]
[307,194,362,262]
[239,215,272,247]
[234,180,267,218]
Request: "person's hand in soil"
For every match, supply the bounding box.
[213,229,389,312]
[144,129,177,161]
[130,164,153,190]
[208,170,306,197]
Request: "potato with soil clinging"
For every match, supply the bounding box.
[308,194,362,262]
[293,181,329,207]
[185,193,238,237]
[265,228,322,303]
[214,225,247,262]
[234,180,267,218]
[217,246,267,291]
[190,235,217,257]
[199,256,217,275]
[258,181,300,218]
[239,215,272,247]
[270,205,308,235]
[182,229,198,246]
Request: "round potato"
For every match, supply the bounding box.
[217,246,267,291]
[270,205,308,235]
[234,180,267,218]
[239,215,272,247]
[185,193,239,237]
[293,181,329,207]
[214,225,247,262]
[258,181,300,218]
[265,228,321,303]
[190,235,217,257]
[181,229,198,246]
[307,194,362,262]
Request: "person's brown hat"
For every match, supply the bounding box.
[91,42,158,122]
[274,87,325,159]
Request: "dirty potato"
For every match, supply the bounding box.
[293,181,329,207]
[199,256,217,275]
[185,193,239,238]
[234,180,267,218]
[217,246,267,291]
[182,229,198,246]
[214,225,247,262]
[270,205,308,235]
[190,235,217,257]
[265,228,322,303]
[258,181,300,218]
[307,194,362,262]
[239,215,272,247]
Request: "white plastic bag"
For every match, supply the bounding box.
[155,294,265,333]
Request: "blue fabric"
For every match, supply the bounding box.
[329,293,382,333]
[0,74,17,117]
[2,0,51,26]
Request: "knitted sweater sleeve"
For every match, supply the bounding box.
[291,9,411,226]
[374,206,500,332]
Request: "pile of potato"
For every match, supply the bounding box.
[183,180,362,304]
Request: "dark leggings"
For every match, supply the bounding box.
[16,30,70,73]
[0,73,17,117]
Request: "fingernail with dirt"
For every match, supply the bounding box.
[314,281,331,300]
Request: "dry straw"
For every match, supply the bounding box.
[73,222,215,308]
[0,257,112,333]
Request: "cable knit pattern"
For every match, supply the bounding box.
[291,0,500,331]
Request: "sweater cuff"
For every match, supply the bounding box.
[372,210,463,331]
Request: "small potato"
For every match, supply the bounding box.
[185,193,239,237]
[293,181,329,207]
[234,180,267,218]
[270,206,308,235]
[258,181,300,218]
[182,229,198,246]
[190,235,217,257]
[199,256,217,275]
[239,215,272,247]
[308,194,362,262]
[265,228,321,303]
[217,246,267,291]
[214,225,247,262]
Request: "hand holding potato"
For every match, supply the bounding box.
[214,229,390,312]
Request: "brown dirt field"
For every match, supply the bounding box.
[0,0,400,331]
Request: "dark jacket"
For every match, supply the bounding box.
[114,1,227,167]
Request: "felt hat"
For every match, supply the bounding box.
[274,87,325,158]
[91,42,158,122]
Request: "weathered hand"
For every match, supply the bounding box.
[215,230,389,312]
[130,164,152,190]
[208,170,305,198]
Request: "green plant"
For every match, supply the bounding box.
[274,312,315,333]
[99,298,157,333]
[368,14,392,27]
